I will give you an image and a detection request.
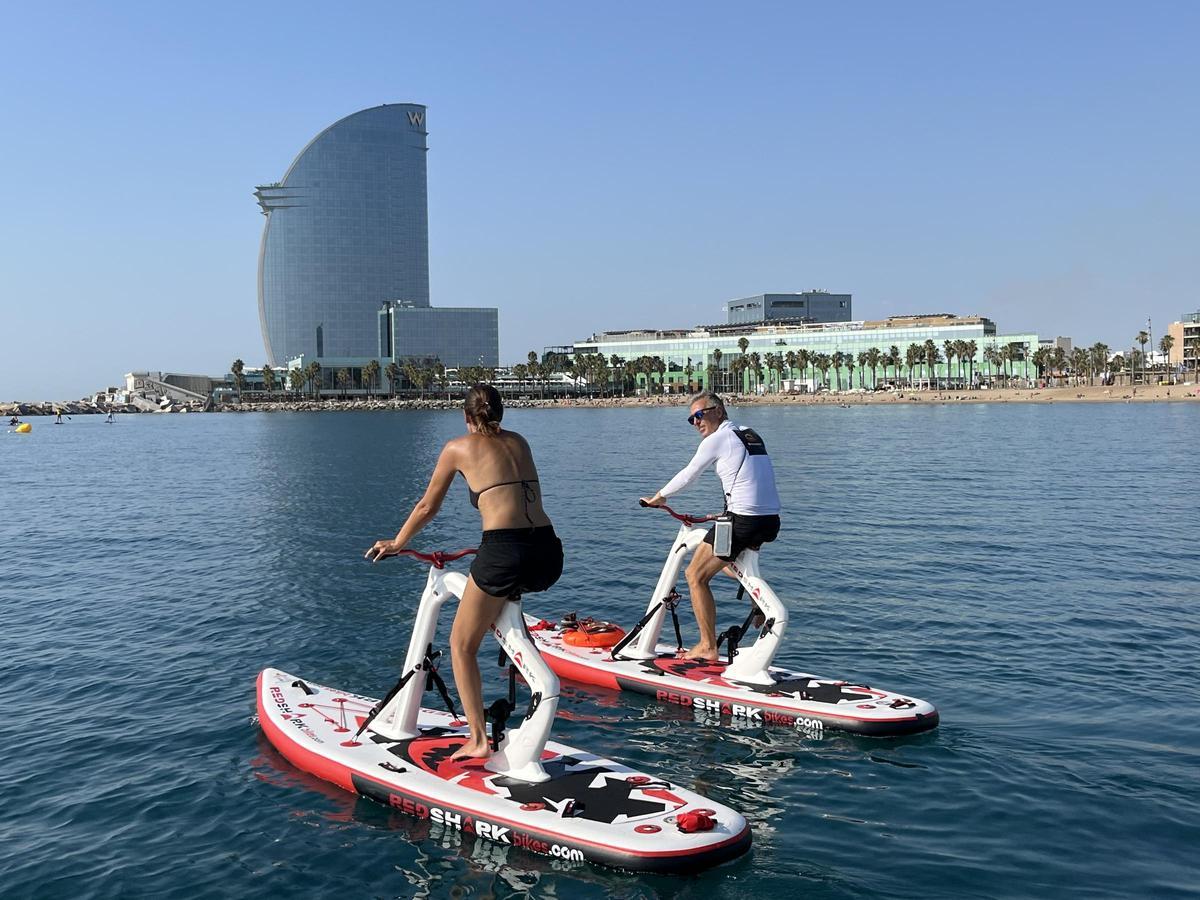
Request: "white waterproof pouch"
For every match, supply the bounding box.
[712,513,734,558]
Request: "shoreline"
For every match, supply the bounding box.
[6,384,1197,416]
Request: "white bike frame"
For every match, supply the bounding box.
[619,521,787,686]
[368,565,560,783]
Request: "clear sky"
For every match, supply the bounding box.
[1,1,1196,399]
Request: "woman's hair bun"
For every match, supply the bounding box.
[465,384,503,435]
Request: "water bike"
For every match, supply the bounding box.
[525,505,939,737]
[258,547,751,874]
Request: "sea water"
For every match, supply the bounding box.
[2,403,1197,898]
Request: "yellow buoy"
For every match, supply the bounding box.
[15,423,32,433]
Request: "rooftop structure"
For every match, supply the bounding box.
[725,291,852,326]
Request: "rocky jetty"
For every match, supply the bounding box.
[1,400,140,417]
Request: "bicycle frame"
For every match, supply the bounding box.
[619,519,787,686]
[368,563,560,783]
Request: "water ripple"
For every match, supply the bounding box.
[1,405,1197,898]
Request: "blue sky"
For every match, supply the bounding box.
[1,1,1196,399]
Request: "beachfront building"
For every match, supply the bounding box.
[572,314,1039,394]
[255,103,498,369]
[725,291,853,326]
[1167,312,1200,379]
[378,301,498,368]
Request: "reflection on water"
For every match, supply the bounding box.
[2,404,1198,899]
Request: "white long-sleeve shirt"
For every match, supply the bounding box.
[660,420,781,516]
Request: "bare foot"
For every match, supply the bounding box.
[450,738,491,762]
[684,644,719,662]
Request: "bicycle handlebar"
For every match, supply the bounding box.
[392,547,478,569]
[638,500,717,526]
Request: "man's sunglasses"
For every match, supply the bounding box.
[687,406,718,426]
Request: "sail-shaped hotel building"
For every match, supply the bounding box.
[255,104,497,370]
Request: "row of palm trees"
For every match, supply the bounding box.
[230,329,1176,404]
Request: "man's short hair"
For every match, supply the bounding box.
[689,390,726,414]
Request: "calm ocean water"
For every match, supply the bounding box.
[3,403,1198,899]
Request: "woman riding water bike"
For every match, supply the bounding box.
[365,384,563,761]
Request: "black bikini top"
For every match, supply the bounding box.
[467,478,540,523]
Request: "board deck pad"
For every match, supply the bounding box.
[257,668,751,873]
[526,616,939,737]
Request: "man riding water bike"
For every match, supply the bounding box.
[640,391,781,661]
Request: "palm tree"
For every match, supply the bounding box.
[230,359,246,401]
[982,345,997,386]
[1031,347,1048,383]
[923,340,940,391]
[770,352,785,392]
[1090,343,1109,386]
[864,348,883,388]
[784,350,797,387]
[747,352,762,393]
[610,354,624,396]
[306,361,322,399]
[288,366,305,399]
[362,359,380,398]
[856,351,869,389]
[812,353,831,390]
[1078,348,1093,385]
[711,348,723,393]
[1051,346,1066,384]
[830,351,844,392]
[1135,331,1149,384]
[435,362,449,399]
[905,344,921,389]
[737,337,749,356]
[335,368,351,399]
[952,339,967,387]
[402,362,422,398]
[942,340,955,389]
[261,364,275,401]
[887,345,900,388]
[961,340,977,389]
[729,356,745,393]
[1159,334,1175,383]
[795,348,811,392]
[384,362,401,397]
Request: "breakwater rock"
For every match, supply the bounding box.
[1,400,140,417]
[214,395,695,412]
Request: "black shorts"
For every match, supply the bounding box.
[703,513,781,562]
[470,525,563,601]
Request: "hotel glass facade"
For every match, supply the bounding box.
[574,317,1039,392]
[378,302,499,368]
[256,104,431,366]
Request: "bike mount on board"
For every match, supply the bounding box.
[366,549,560,783]
[616,505,787,686]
